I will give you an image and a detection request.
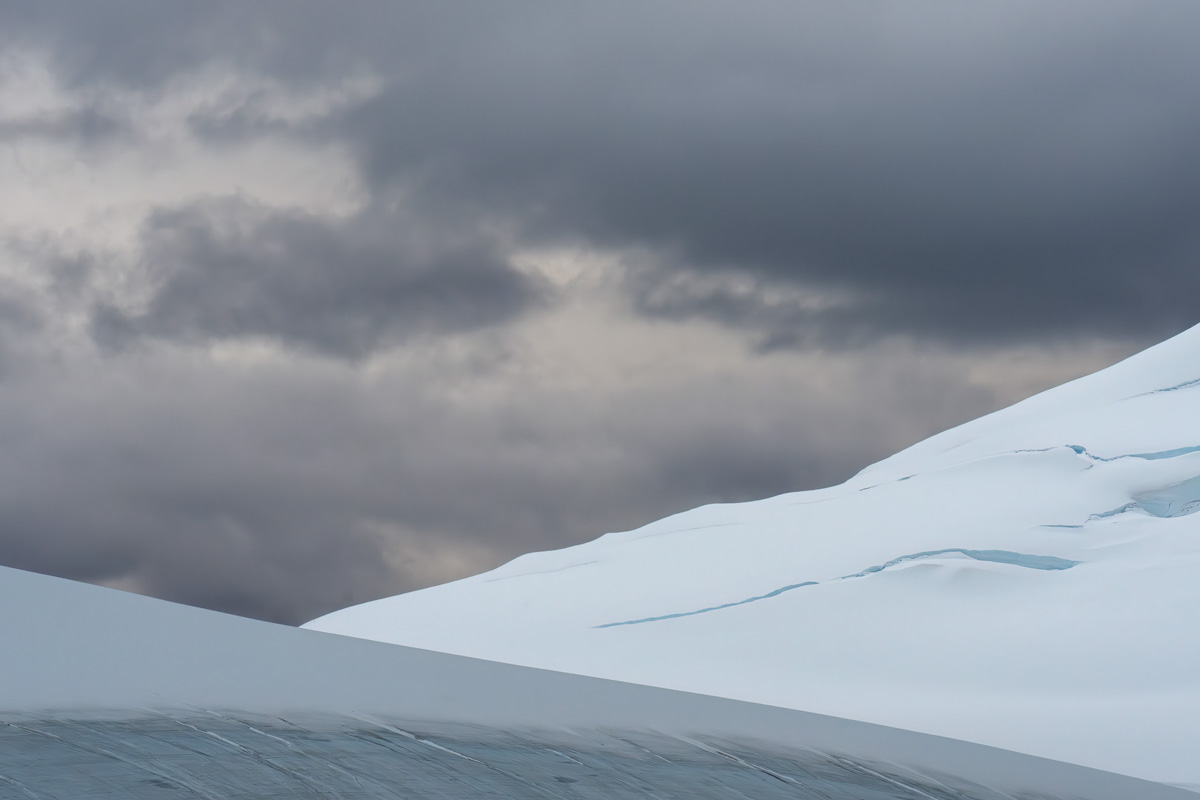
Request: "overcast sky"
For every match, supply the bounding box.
[1,2,1197,624]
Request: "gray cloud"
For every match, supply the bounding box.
[0,291,43,378]
[0,358,398,622]
[0,1,1193,624]
[0,106,128,149]
[332,3,1200,345]
[8,2,1199,343]
[0,338,1013,624]
[92,198,545,359]
[0,1,500,91]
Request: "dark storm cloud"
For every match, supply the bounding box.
[92,198,545,359]
[0,1,1194,625]
[0,291,42,377]
[7,2,1199,343]
[330,2,1200,345]
[0,106,128,148]
[0,1,495,90]
[0,343,1000,624]
[0,361,401,622]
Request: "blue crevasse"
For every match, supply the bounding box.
[1150,377,1200,393]
[1135,475,1200,518]
[597,549,1078,628]
[1066,444,1200,462]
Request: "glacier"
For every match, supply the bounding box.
[306,322,1200,787]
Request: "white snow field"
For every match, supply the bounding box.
[307,322,1200,787]
[2,565,1189,799]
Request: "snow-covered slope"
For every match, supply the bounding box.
[6,565,1189,800]
[306,322,1200,786]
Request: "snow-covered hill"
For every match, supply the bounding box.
[306,323,1200,786]
[6,565,1188,799]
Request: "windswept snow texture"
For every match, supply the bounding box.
[307,322,1200,787]
[0,714,1137,800]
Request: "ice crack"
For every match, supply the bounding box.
[1066,444,1200,462]
[1146,377,1200,394]
[597,549,1077,628]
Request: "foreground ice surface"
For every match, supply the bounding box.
[0,566,1192,799]
[0,713,1143,800]
[307,323,1200,786]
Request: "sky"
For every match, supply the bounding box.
[1,1,1197,625]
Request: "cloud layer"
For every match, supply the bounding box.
[0,1,1192,622]
[92,198,543,359]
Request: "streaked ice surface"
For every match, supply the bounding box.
[0,713,1157,800]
